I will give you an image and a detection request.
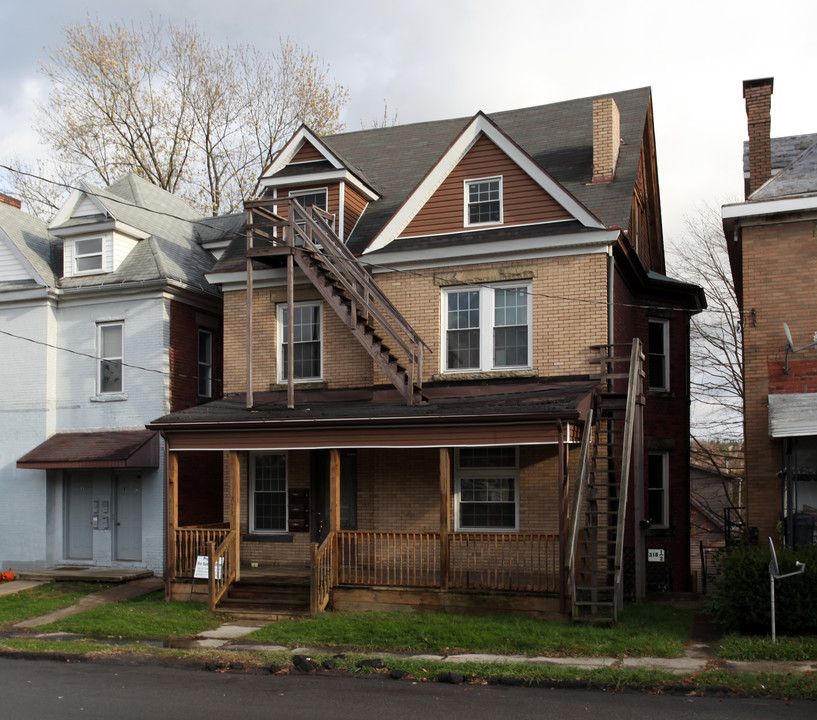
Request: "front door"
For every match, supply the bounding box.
[310,450,357,543]
[66,472,93,560]
[114,472,142,561]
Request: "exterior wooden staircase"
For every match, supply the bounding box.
[567,340,644,624]
[245,198,429,406]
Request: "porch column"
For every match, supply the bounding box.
[633,400,645,600]
[165,449,179,599]
[440,448,451,590]
[229,451,241,581]
[329,449,341,533]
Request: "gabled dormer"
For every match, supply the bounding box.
[49,180,149,278]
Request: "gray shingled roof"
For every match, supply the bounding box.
[0,202,58,286]
[752,138,817,200]
[743,133,817,175]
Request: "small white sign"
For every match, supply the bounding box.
[647,548,666,563]
[194,555,224,580]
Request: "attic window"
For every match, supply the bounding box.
[74,238,103,274]
[465,177,502,226]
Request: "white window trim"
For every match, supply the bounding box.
[249,452,289,534]
[73,237,104,276]
[464,176,503,227]
[276,301,323,383]
[97,321,124,395]
[198,328,213,399]
[441,282,532,373]
[648,319,670,391]
[454,447,520,532]
[647,451,669,529]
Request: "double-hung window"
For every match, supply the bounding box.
[251,453,288,532]
[97,322,123,394]
[465,177,502,226]
[74,238,103,274]
[455,447,519,531]
[277,302,322,382]
[443,283,531,372]
[648,319,670,391]
[647,451,669,529]
[198,329,213,399]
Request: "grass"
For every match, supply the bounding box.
[0,582,109,626]
[717,633,817,661]
[34,591,223,639]
[243,602,692,657]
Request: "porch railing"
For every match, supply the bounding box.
[310,531,335,614]
[207,530,237,611]
[336,531,440,587]
[173,525,230,578]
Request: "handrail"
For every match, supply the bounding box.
[207,530,237,611]
[310,531,335,614]
[565,407,594,596]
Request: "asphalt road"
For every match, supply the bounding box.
[0,656,813,720]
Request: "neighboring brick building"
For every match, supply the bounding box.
[0,175,225,575]
[724,78,817,546]
[152,88,704,618]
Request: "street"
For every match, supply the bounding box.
[0,656,812,719]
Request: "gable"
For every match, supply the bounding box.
[401,135,572,238]
[291,142,326,164]
[0,233,36,282]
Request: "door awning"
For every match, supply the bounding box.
[769,393,817,438]
[17,430,160,470]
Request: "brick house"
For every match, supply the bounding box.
[0,175,224,576]
[723,78,817,546]
[151,87,704,619]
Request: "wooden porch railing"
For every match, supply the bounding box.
[336,531,441,587]
[207,530,237,611]
[173,525,230,578]
[310,531,335,614]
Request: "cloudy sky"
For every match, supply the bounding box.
[2,0,815,245]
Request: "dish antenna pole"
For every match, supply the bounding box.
[783,323,817,375]
[768,537,806,643]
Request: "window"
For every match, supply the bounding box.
[455,447,519,531]
[98,322,123,393]
[74,238,103,274]
[465,177,502,226]
[648,319,669,391]
[277,302,322,382]
[290,189,327,214]
[443,284,531,372]
[251,453,288,532]
[198,329,213,399]
[647,452,669,529]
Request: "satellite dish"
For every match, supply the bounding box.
[769,536,780,577]
[784,323,794,349]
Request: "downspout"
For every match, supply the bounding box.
[607,250,615,346]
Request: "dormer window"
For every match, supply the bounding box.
[465,177,502,226]
[74,238,103,274]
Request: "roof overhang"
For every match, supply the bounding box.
[17,430,160,470]
[722,195,817,224]
[768,393,817,438]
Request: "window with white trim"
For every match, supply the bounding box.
[198,329,213,399]
[455,447,519,531]
[648,319,670,391]
[647,451,669,529]
[277,302,322,382]
[443,283,531,372]
[251,453,288,532]
[97,322,123,394]
[74,238,103,274]
[465,177,502,226]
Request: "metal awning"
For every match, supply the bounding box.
[17,430,160,469]
[768,393,817,438]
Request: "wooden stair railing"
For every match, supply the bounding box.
[571,339,644,624]
[310,531,335,614]
[207,530,237,611]
[245,198,430,406]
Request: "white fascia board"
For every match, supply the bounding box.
[207,266,287,292]
[258,169,379,202]
[0,228,48,286]
[49,181,108,229]
[0,286,55,305]
[260,127,343,178]
[722,195,817,221]
[366,114,605,254]
[364,229,618,273]
[52,220,150,241]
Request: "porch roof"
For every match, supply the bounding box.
[149,380,596,450]
[17,430,160,470]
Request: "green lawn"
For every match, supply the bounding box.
[717,633,817,661]
[0,582,108,626]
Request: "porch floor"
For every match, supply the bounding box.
[237,563,310,586]
[19,567,155,583]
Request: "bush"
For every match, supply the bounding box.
[707,543,817,634]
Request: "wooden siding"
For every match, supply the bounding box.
[342,184,369,242]
[401,135,571,237]
[291,142,324,163]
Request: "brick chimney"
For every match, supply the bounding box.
[743,77,774,197]
[591,97,620,184]
[0,191,22,209]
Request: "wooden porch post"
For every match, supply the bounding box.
[165,448,179,600]
[633,400,646,600]
[229,451,241,581]
[557,423,567,614]
[329,449,341,533]
[440,448,451,590]
[246,212,254,409]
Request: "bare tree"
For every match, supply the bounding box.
[669,203,744,446]
[28,16,349,216]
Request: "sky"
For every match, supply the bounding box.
[1,0,816,249]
